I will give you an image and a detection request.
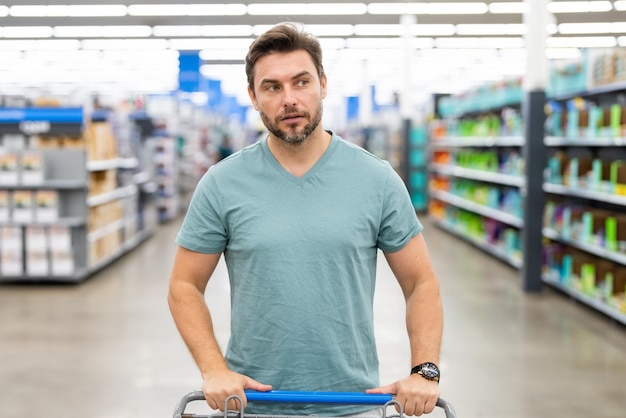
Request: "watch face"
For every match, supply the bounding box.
[421,363,438,378]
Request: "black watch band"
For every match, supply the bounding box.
[410,362,440,383]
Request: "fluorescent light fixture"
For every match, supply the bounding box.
[187,4,247,16]
[153,26,203,37]
[317,38,348,49]
[10,5,127,17]
[247,3,366,15]
[169,38,253,50]
[128,4,186,16]
[454,23,526,35]
[200,49,249,61]
[435,37,524,48]
[547,1,612,13]
[354,24,405,36]
[616,1,626,10]
[558,23,611,34]
[546,48,582,59]
[617,36,626,46]
[0,6,8,17]
[488,2,526,13]
[35,40,82,50]
[426,3,488,14]
[67,5,128,17]
[346,37,434,49]
[304,25,354,37]
[411,25,456,36]
[455,24,508,35]
[2,26,53,38]
[82,39,168,50]
[201,25,254,37]
[305,3,367,15]
[547,36,617,48]
[368,3,428,14]
[247,3,307,15]
[53,26,151,38]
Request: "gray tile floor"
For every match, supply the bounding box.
[1,216,625,418]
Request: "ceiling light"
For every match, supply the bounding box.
[306,3,367,14]
[412,25,456,36]
[304,25,354,37]
[0,6,8,17]
[317,38,347,49]
[128,4,186,16]
[53,26,151,38]
[427,3,488,14]
[546,48,582,59]
[187,4,247,15]
[201,25,253,37]
[488,2,526,13]
[247,3,366,15]
[558,23,611,34]
[547,1,612,13]
[456,24,508,35]
[618,36,626,46]
[169,38,253,50]
[67,5,127,17]
[547,36,617,48]
[368,3,428,14]
[153,26,203,37]
[436,37,524,48]
[199,49,248,60]
[247,3,307,15]
[2,26,53,38]
[616,1,626,10]
[82,39,168,50]
[10,5,127,17]
[354,24,405,36]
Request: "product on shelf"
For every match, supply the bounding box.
[20,150,44,185]
[34,190,58,223]
[1,225,23,276]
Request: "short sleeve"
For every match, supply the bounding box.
[376,165,423,252]
[175,169,228,254]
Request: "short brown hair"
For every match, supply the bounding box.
[245,22,324,92]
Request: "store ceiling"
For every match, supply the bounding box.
[1,1,626,116]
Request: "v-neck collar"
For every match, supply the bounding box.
[261,131,337,185]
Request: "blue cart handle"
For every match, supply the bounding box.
[173,390,457,418]
[245,390,393,405]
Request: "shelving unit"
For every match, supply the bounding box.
[541,48,626,323]
[0,107,156,283]
[428,86,526,269]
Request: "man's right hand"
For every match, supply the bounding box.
[202,369,273,411]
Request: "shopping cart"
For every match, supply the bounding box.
[173,390,457,418]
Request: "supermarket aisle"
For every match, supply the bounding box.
[0,216,625,418]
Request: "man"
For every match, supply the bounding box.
[168,22,443,417]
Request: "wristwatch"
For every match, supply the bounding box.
[411,362,440,383]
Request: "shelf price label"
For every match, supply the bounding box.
[19,120,51,135]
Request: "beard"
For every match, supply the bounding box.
[260,100,323,145]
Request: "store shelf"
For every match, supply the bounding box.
[545,136,626,147]
[87,157,139,172]
[1,217,85,227]
[87,184,138,207]
[542,272,626,325]
[431,136,524,148]
[430,163,524,187]
[0,180,86,190]
[430,189,523,228]
[430,217,522,269]
[543,183,626,206]
[543,228,626,266]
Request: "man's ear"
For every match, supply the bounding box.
[248,86,259,110]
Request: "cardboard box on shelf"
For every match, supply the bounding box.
[0,151,19,185]
[11,190,33,223]
[0,226,23,276]
[20,150,45,185]
[34,190,59,223]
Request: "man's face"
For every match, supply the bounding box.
[248,49,327,144]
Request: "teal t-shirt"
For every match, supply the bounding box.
[176,132,423,415]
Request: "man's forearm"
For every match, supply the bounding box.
[168,281,229,376]
[405,279,443,366]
